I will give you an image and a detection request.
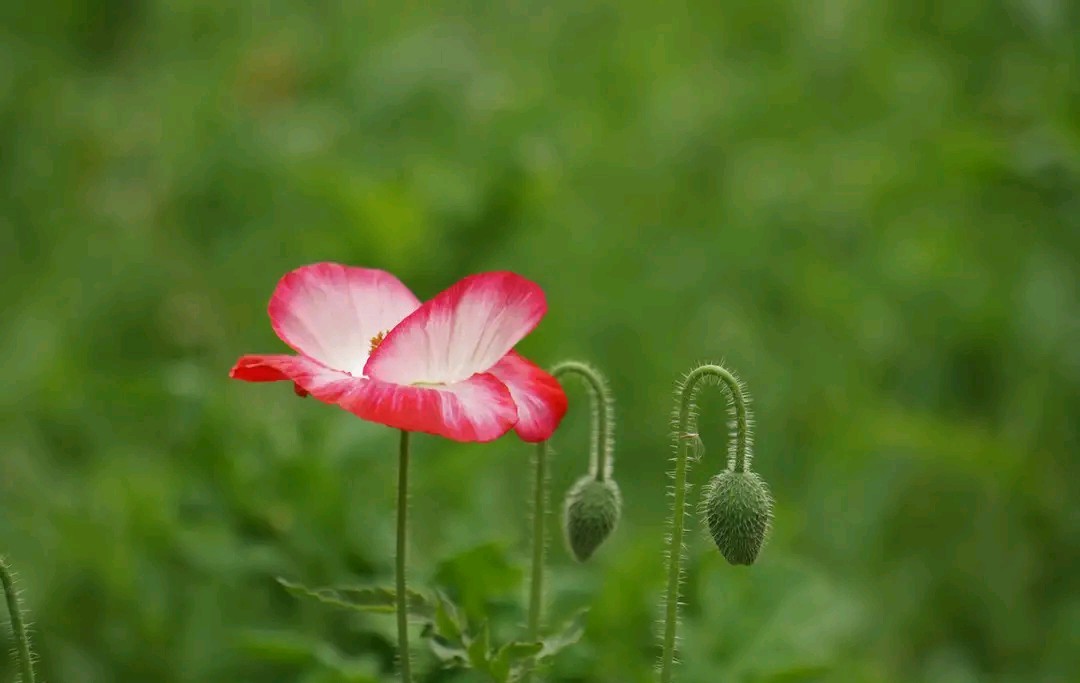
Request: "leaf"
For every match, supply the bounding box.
[433,589,467,640]
[491,640,544,682]
[466,621,492,672]
[420,593,583,681]
[537,610,588,660]
[423,591,470,668]
[276,577,434,619]
[426,635,469,668]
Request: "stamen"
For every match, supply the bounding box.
[369,330,387,354]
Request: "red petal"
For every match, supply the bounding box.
[230,354,518,443]
[230,354,359,394]
[268,263,420,375]
[488,352,568,442]
[365,272,547,385]
[230,355,292,382]
[331,373,518,442]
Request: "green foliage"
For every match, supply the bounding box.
[278,565,585,682]
[420,593,585,682]
[276,579,434,620]
[2,1,1080,682]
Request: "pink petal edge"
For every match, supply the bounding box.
[488,351,568,442]
[230,354,519,443]
[268,263,421,375]
[365,271,547,386]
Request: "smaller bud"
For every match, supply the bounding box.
[562,475,621,562]
[703,470,773,566]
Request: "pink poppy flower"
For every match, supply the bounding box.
[230,263,568,443]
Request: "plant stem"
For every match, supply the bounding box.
[550,361,614,481]
[659,364,750,683]
[1,556,36,683]
[525,361,615,679]
[396,430,412,683]
[527,440,549,642]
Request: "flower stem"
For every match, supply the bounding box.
[659,364,750,683]
[527,440,549,643]
[525,361,615,644]
[396,430,412,683]
[1,556,36,683]
[550,361,614,481]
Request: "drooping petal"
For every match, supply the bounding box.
[230,354,359,396]
[230,354,518,442]
[268,263,420,375]
[488,351,568,442]
[230,356,291,383]
[364,272,547,385]
[331,373,518,442]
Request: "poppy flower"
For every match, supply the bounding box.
[230,263,568,443]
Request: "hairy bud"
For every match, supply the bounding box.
[703,470,773,566]
[562,475,621,562]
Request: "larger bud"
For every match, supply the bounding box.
[703,470,773,565]
[562,475,622,562]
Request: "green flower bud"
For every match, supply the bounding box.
[562,475,621,562]
[703,470,773,566]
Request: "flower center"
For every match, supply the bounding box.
[369,330,387,355]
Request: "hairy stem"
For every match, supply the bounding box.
[550,361,614,481]
[527,440,549,643]
[1,556,36,683]
[660,364,750,683]
[525,362,615,645]
[396,430,412,683]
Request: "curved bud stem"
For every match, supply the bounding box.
[526,361,615,642]
[550,361,615,482]
[1,555,36,683]
[659,363,752,683]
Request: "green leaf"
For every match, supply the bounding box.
[492,640,544,682]
[537,610,587,660]
[276,577,434,619]
[426,636,469,668]
[423,591,470,668]
[433,590,467,641]
[466,622,492,672]
[420,593,581,681]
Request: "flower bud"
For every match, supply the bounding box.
[703,470,773,566]
[562,475,621,562]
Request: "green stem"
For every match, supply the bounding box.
[659,364,750,683]
[1,556,36,683]
[525,362,614,648]
[527,440,549,642]
[550,361,614,481]
[396,430,412,683]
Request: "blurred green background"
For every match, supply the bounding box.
[2,1,1079,682]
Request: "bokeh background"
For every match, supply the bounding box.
[3,1,1079,682]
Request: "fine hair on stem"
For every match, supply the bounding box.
[658,362,754,683]
[526,360,616,646]
[1,555,37,683]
